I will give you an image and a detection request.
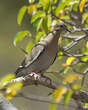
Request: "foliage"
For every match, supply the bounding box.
[10,0,88,107]
[17,6,27,26]
[0,74,23,100]
[63,73,82,84]
[14,30,31,46]
[49,73,82,110]
[0,0,88,109]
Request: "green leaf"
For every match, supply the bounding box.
[17,6,27,26]
[64,89,73,105]
[40,34,46,40]
[58,51,63,56]
[64,67,70,74]
[26,40,34,52]
[58,51,63,60]
[49,103,57,110]
[81,56,88,62]
[55,0,69,16]
[47,15,52,28]
[82,12,88,23]
[43,0,50,12]
[61,15,70,19]
[35,32,43,42]
[31,11,45,23]
[84,103,88,109]
[33,17,43,31]
[39,0,50,12]
[13,30,30,46]
[42,17,48,34]
[54,0,58,4]
[72,2,79,11]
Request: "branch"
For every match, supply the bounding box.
[2,73,88,110]
[2,74,88,103]
[51,11,76,26]
[63,35,87,51]
[3,75,69,90]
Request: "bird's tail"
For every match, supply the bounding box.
[15,66,24,77]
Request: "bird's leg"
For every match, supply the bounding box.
[30,72,40,80]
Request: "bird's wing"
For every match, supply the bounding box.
[22,43,45,67]
[15,44,45,74]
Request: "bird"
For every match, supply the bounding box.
[15,23,70,79]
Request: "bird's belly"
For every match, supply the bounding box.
[26,52,56,74]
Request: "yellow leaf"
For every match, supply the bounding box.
[5,95,12,100]
[79,0,85,13]
[86,41,88,49]
[28,5,37,14]
[53,86,67,102]
[62,57,75,67]
[72,84,81,90]
[0,74,15,89]
[63,74,82,84]
[7,82,23,93]
[14,82,23,92]
[6,88,17,96]
[11,90,17,96]
[5,82,23,100]
[66,57,75,65]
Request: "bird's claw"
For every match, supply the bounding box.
[30,72,40,80]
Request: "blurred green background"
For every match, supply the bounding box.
[0,1,75,110]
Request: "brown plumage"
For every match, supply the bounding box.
[15,23,69,77]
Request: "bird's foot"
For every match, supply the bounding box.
[30,72,40,80]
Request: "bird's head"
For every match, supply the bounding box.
[53,23,70,33]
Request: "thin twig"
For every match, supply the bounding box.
[64,41,77,51]
[81,68,88,86]
[51,11,76,26]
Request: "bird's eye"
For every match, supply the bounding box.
[60,24,64,27]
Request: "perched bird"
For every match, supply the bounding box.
[15,23,70,79]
